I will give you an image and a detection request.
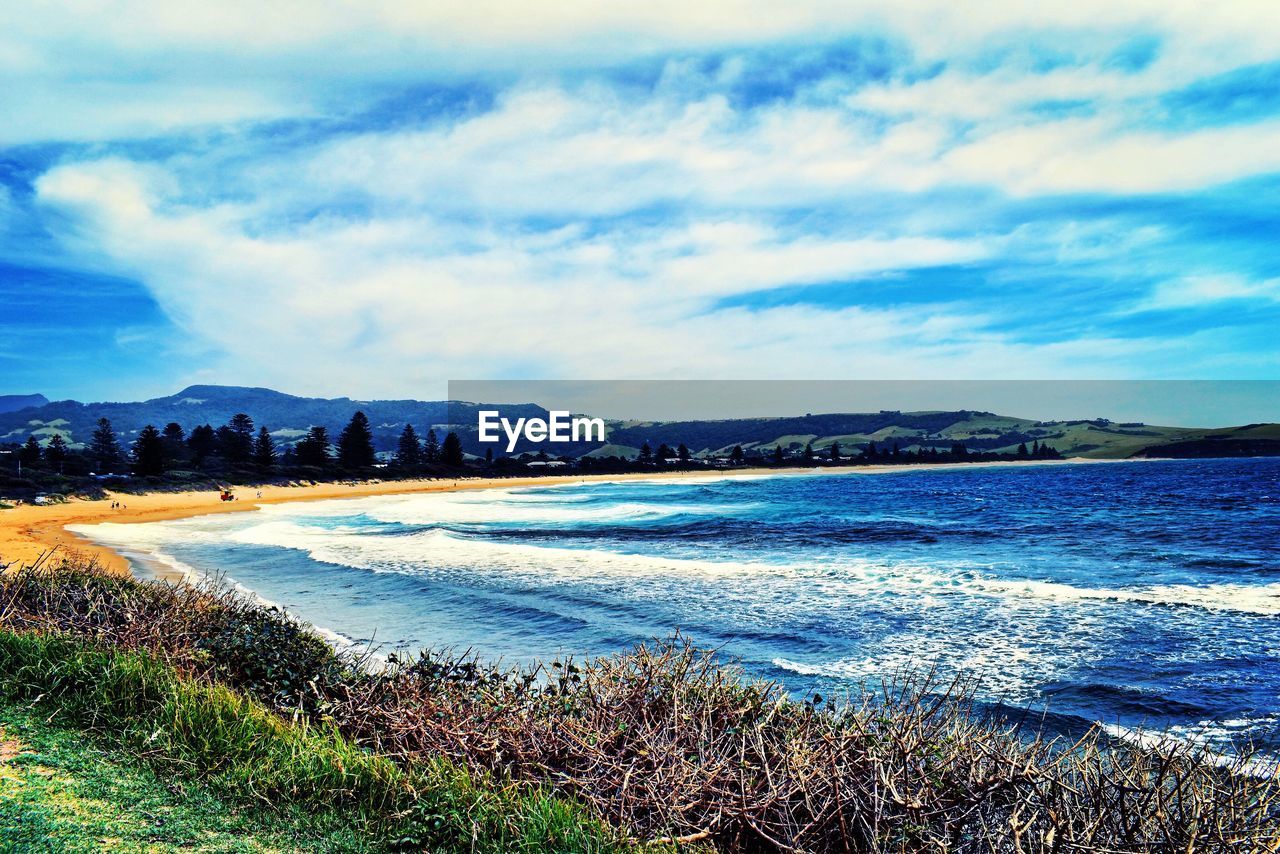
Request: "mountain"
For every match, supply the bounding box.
[0,394,49,415]
[0,385,535,454]
[0,385,1275,459]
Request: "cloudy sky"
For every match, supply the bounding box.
[2,1,1279,401]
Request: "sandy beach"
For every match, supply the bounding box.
[0,458,1110,576]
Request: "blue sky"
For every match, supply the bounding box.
[1,2,1279,403]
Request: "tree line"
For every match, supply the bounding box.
[4,412,468,484]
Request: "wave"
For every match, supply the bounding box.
[972,577,1280,616]
[73,512,1280,617]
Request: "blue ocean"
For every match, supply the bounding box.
[76,459,1280,757]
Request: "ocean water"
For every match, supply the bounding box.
[75,458,1280,756]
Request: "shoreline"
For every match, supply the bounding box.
[1,457,1117,576]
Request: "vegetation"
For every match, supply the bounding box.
[0,584,643,851]
[0,701,375,851]
[2,557,1276,851]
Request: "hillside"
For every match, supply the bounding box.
[0,386,536,456]
[0,385,1274,459]
[0,394,48,415]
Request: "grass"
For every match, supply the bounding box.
[3,557,1279,851]
[0,701,373,852]
[0,629,637,853]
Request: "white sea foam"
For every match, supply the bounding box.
[73,505,1280,617]
[1100,722,1280,776]
[972,577,1280,616]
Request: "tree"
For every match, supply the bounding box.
[1017,442,1029,457]
[730,445,745,465]
[90,418,123,472]
[187,424,217,466]
[677,443,690,463]
[20,436,42,467]
[162,423,189,467]
[44,434,69,469]
[222,413,255,464]
[830,441,841,461]
[295,426,331,469]
[396,424,422,470]
[804,442,814,461]
[485,447,493,466]
[773,445,784,465]
[337,411,376,469]
[441,431,464,468]
[865,441,877,460]
[639,442,653,462]
[253,426,277,470]
[423,429,439,463]
[655,443,674,461]
[132,425,166,476]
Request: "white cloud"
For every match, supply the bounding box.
[944,118,1280,195]
[14,2,1280,391]
[36,156,1137,394]
[1139,275,1280,310]
[3,1,1279,145]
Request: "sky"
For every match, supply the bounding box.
[2,1,1280,405]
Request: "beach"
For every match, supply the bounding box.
[0,459,1109,575]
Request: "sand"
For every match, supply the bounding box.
[0,458,1111,576]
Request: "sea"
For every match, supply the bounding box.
[72,458,1280,759]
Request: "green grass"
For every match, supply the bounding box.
[0,630,636,853]
[0,701,370,852]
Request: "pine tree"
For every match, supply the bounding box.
[396,424,422,470]
[20,436,42,467]
[295,426,331,469]
[485,447,493,466]
[253,426,277,470]
[162,423,188,467]
[773,445,784,465]
[830,441,841,461]
[639,442,652,461]
[1017,442,1029,457]
[132,425,166,476]
[90,418,123,472]
[187,424,217,466]
[423,429,440,463]
[337,411,376,469]
[44,434,69,468]
[441,431,464,468]
[677,443,690,463]
[730,445,745,464]
[804,442,814,461]
[655,443,674,461]
[224,414,255,464]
